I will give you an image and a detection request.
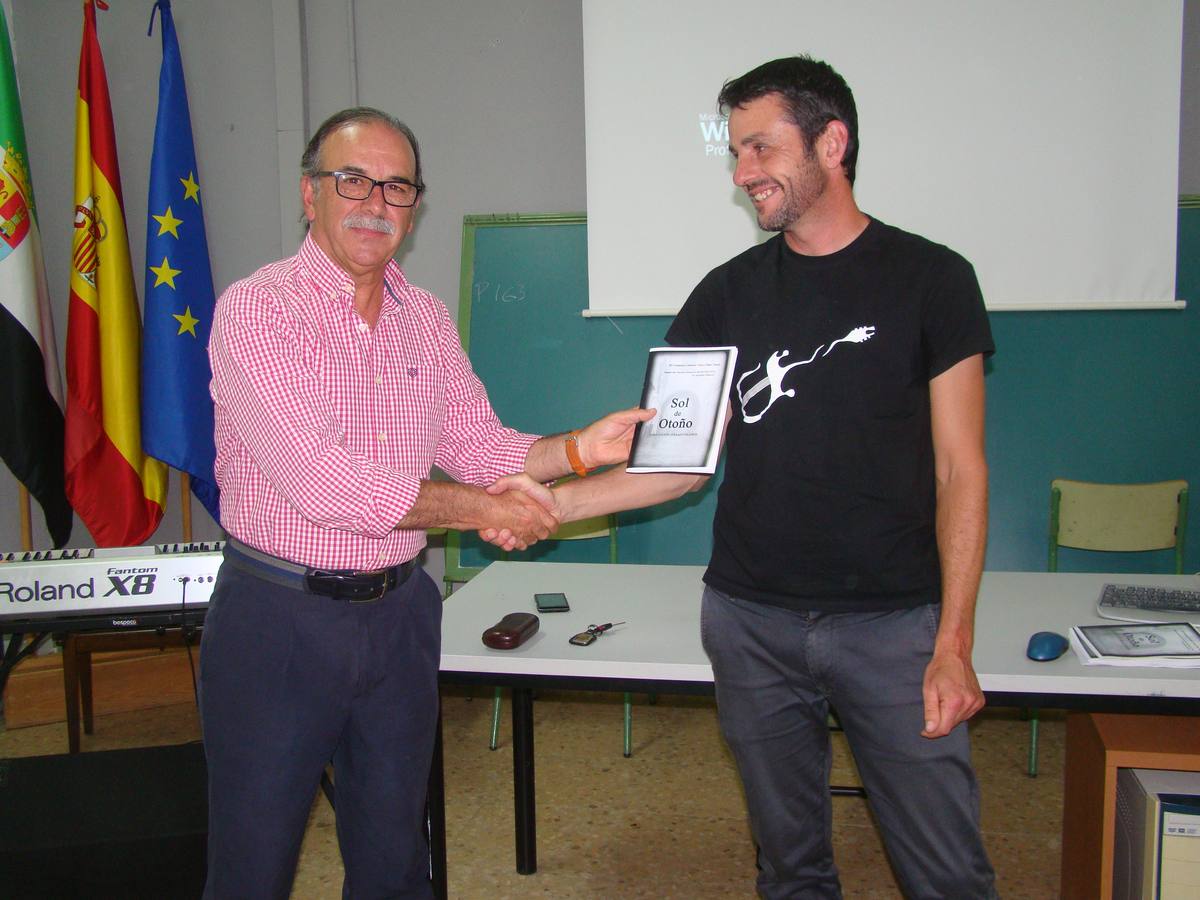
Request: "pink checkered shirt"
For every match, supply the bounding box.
[209,234,539,570]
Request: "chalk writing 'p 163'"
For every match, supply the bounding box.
[474,281,527,304]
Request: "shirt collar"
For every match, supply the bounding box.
[297,232,410,318]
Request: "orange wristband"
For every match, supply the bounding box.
[565,430,590,478]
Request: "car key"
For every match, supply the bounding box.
[568,621,625,647]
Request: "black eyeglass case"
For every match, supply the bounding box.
[482,612,540,650]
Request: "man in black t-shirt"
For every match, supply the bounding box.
[494,55,997,898]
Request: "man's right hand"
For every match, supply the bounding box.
[397,480,557,550]
[478,473,560,550]
[482,480,559,551]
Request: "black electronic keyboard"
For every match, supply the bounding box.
[0,542,223,634]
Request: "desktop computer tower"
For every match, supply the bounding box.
[1114,767,1200,899]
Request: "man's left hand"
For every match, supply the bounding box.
[576,406,656,469]
[920,650,985,739]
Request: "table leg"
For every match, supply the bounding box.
[428,705,448,900]
[511,686,537,874]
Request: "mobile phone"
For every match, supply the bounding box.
[534,592,570,613]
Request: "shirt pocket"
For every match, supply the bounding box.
[385,339,450,466]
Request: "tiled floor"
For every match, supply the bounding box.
[0,679,1065,898]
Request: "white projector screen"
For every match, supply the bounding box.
[582,0,1184,315]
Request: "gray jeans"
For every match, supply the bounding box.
[700,586,998,900]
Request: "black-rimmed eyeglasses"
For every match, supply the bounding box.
[315,170,423,207]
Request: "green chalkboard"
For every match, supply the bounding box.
[456,213,718,567]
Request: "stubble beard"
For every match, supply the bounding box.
[756,156,827,233]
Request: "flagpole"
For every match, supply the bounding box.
[180,471,192,542]
[18,484,31,551]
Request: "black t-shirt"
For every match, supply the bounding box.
[666,218,994,613]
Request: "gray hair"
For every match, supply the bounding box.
[300,106,425,190]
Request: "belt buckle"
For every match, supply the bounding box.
[351,577,388,603]
[305,569,381,602]
[347,568,395,603]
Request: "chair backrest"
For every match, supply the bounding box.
[1048,478,1188,573]
[540,513,619,562]
[442,529,487,597]
[442,513,619,597]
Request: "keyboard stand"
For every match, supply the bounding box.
[0,632,52,725]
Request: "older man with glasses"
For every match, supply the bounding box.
[202,107,649,899]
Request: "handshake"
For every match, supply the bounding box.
[477,472,563,552]
[473,405,655,552]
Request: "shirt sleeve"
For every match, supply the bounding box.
[666,265,725,347]
[210,277,420,539]
[922,250,995,380]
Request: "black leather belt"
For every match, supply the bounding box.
[223,537,417,603]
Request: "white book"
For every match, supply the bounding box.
[627,346,737,474]
[1069,621,1200,668]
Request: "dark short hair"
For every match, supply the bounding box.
[300,106,425,191]
[718,56,859,186]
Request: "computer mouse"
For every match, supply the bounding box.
[1026,631,1069,661]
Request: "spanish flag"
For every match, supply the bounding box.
[64,0,165,546]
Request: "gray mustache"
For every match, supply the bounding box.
[342,214,395,234]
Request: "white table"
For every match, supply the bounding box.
[442,562,713,687]
[430,563,1200,892]
[441,563,1200,702]
[971,570,1200,703]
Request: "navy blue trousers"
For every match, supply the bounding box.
[701,586,997,899]
[199,560,441,899]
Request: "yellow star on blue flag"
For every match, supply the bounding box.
[142,0,219,521]
[152,205,182,238]
[180,171,200,202]
[173,306,199,337]
[149,256,181,289]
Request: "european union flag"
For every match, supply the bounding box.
[142,0,218,522]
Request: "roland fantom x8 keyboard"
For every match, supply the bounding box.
[0,542,223,634]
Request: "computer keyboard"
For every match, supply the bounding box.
[1098,583,1200,614]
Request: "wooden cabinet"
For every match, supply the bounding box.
[1061,712,1200,899]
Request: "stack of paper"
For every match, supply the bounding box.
[1070,622,1200,668]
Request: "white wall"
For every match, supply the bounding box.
[340,0,588,304]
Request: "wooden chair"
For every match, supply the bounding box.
[61,627,201,753]
[1048,479,1188,573]
[1028,478,1189,775]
